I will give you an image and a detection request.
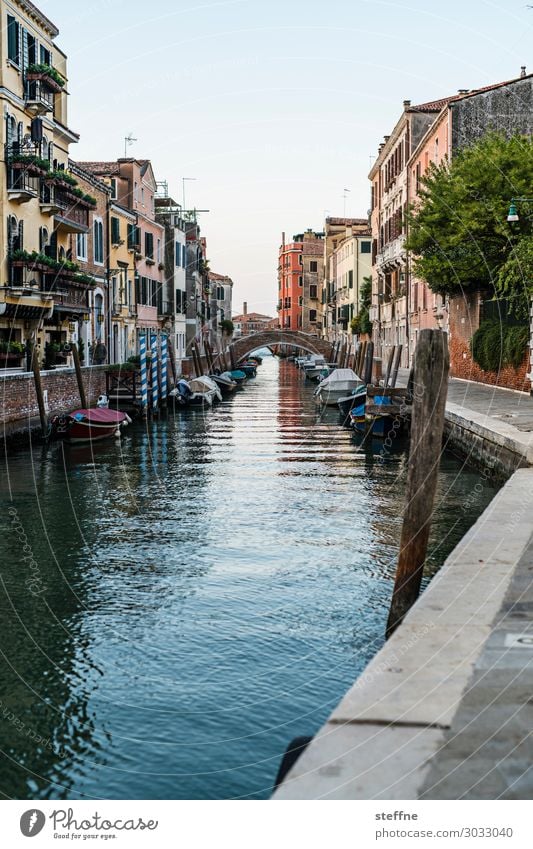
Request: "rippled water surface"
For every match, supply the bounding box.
[0,355,499,799]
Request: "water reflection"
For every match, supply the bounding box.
[0,356,499,799]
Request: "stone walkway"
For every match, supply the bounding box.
[274,378,533,800]
[398,368,533,432]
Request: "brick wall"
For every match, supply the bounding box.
[1,366,108,436]
[449,292,530,392]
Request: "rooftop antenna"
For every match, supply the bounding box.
[343,188,351,217]
[124,132,137,158]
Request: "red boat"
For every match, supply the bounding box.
[51,408,131,442]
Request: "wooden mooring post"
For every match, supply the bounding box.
[70,341,87,409]
[386,330,449,639]
[31,345,48,438]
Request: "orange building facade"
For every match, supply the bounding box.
[278,230,324,332]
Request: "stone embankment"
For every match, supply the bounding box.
[274,376,533,799]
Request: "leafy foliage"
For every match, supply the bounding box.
[496,239,533,319]
[26,63,65,87]
[406,133,533,297]
[220,319,234,337]
[351,276,373,335]
[470,320,529,371]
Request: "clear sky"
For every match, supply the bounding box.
[42,0,531,315]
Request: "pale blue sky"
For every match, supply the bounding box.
[43,0,532,314]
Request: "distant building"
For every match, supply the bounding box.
[209,271,233,329]
[233,302,273,336]
[278,229,324,334]
[322,218,371,342]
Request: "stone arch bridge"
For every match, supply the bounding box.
[228,330,334,365]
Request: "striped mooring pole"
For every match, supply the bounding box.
[139,334,148,413]
[151,333,159,412]
[160,335,168,405]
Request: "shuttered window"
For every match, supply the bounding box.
[7,16,19,64]
[93,219,104,264]
[145,232,154,259]
[111,217,120,245]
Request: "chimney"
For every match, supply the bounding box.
[243,302,247,316]
[521,65,527,78]
[403,99,411,108]
[458,89,469,94]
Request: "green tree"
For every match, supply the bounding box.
[351,275,373,335]
[406,133,533,301]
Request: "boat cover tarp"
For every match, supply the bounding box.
[319,368,361,388]
[71,408,127,424]
[190,376,218,393]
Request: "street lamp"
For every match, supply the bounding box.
[506,197,533,223]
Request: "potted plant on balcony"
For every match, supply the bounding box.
[26,63,66,93]
[10,152,50,177]
[0,340,25,368]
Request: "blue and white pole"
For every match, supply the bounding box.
[151,333,159,412]
[139,334,148,412]
[160,335,168,403]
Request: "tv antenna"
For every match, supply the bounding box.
[124,133,137,158]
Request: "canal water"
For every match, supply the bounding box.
[1,355,498,800]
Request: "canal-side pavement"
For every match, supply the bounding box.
[274,378,533,799]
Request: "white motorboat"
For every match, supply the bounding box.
[170,376,222,407]
[189,376,222,406]
[314,368,363,407]
[211,371,237,394]
[303,355,327,380]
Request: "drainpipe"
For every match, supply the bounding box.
[105,195,112,364]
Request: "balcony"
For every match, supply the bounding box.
[24,79,54,115]
[376,235,406,270]
[25,64,65,94]
[53,188,89,233]
[0,284,53,319]
[5,143,48,202]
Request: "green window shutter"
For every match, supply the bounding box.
[7,16,19,63]
[111,217,120,244]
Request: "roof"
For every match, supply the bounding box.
[209,271,233,283]
[77,161,120,176]
[326,217,368,226]
[18,1,59,37]
[233,312,273,322]
[411,73,533,112]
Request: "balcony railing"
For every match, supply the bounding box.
[53,188,89,232]
[24,79,54,113]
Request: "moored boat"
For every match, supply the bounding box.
[314,368,363,407]
[238,361,257,378]
[230,369,247,385]
[303,355,327,380]
[51,408,131,442]
[337,385,367,418]
[211,371,237,394]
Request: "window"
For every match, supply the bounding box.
[111,217,120,245]
[157,239,161,264]
[127,223,139,250]
[309,284,318,299]
[40,45,51,65]
[110,178,117,200]
[141,187,144,205]
[348,270,353,289]
[145,232,154,259]
[360,241,371,253]
[93,219,104,264]
[309,260,318,272]
[39,227,49,253]
[298,275,303,287]
[309,309,317,323]
[76,233,87,260]
[7,15,19,65]
[298,296,303,306]
[175,241,181,266]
